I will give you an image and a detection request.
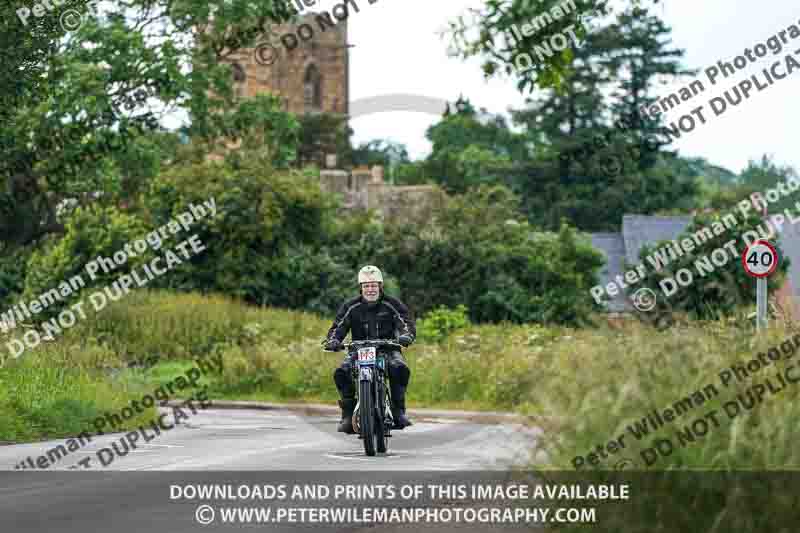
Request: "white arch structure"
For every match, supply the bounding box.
[349,93,450,119]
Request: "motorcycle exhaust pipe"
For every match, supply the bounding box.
[352,399,361,434]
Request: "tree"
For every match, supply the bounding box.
[394,161,429,186]
[0,0,298,250]
[424,96,527,193]
[381,185,605,324]
[736,156,798,213]
[507,15,613,227]
[690,155,798,214]
[444,0,665,91]
[352,139,410,168]
[503,7,698,231]
[296,112,352,169]
[660,156,739,210]
[0,1,84,248]
[603,6,696,171]
[350,139,427,185]
[142,153,335,309]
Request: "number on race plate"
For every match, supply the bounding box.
[357,347,376,363]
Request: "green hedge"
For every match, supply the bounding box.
[380,186,605,325]
[11,157,605,326]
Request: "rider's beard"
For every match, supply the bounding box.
[363,291,379,302]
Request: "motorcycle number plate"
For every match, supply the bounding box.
[357,347,376,364]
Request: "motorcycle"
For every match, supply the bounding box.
[330,339,402,456]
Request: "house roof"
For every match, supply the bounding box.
[773,215,800,301]
[590,215,692,312]
[621,215,693,265]
[589,233,630,312]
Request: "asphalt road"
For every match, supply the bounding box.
[0,407,542,532]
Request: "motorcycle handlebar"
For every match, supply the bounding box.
[344,339,403,349]
[322,339,403,352]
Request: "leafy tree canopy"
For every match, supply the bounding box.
[445,0,664,93]
[0,0,299,249]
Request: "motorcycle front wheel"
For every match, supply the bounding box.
[359,380,377,456]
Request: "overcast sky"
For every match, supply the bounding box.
[315,0,800,174]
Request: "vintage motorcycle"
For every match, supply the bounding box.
[340,339,402,456]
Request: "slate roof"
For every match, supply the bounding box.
[621,215,693,265]
[589,233,630,312]
[590,215,692,313]
[773,215,800,301]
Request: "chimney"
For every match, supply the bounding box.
[325,153,338,169]
[371,165,384,183]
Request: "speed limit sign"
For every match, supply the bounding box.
[742,240,779,278]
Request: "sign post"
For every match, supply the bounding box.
[756,278,767,330]
[742,240,779,332]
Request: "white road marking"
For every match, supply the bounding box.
[323,453,403,461]
[119,456,194,471]
[73,443,184,454]
[185,424,292,430]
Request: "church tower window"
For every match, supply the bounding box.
[231,62,247,99]
[304,64,322,111]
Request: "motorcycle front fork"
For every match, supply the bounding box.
[383,382,394,434]
[353,378,394,437]
[352,360,394,435]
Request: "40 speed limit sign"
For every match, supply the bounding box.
[742,240,779,278]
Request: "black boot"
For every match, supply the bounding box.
[337,398,356,434]
[390,384,412,429]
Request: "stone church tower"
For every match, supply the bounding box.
[217,13,446,223]
[224,13,349,116]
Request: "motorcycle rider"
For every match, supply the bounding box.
[323,265,415,434]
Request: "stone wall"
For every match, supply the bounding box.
[319,166,445,222]
[366,183,446,222]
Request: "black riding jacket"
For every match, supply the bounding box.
[325,293,416,345]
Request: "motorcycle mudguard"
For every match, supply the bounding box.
[359,367,373,381]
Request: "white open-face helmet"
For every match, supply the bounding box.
[358,265,383,285]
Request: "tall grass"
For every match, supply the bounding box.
[528,319,800,470]
[3,291,796,529]
[0,341,155,443]
[73,290,260,363]
[4,290,800,476]
[533,322,800,531]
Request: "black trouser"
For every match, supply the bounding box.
[333,350,410,409]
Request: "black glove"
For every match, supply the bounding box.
[398,334,413,347]
[325,338,343,352]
